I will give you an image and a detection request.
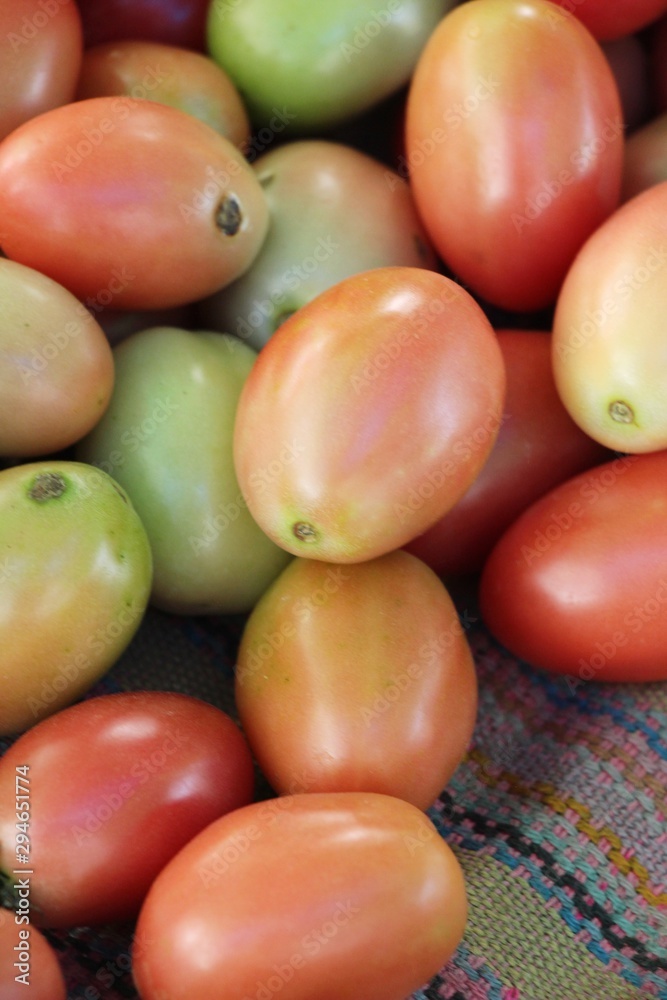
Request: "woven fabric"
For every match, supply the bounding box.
[2,603,666,1000]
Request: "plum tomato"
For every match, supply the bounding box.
[233,266,506,563]
[405,0,624,311]
[0,98,269,310]
[0,461,152,736]
[0,912,66,1000]
[552,181,667,453]
[405,330,611,577]
[548,0,667,41]
[132,792,468,1000]
[0,259,114,458]
[77,0,210,51]
[235,550,477,810]
[0,692,255,928]
[479,449,667,684]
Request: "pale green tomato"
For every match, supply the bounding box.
[198,140,437,350]
[77,327,292,614]
[0,461,152,736]
[206,0,453,131]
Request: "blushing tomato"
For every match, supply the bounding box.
[0,461,152,736]
[548,0,667,41]
[75,40,250,148]
[233,267,506,563]
[552,181,667,453]
[0,98,268,310]
[405,330,611,577]
[77,0,209,51]
[0,692,255,928]
[198,139,438,350]
[405,0,624,311]
[132,792,467,1000]
[0,0,83,141]
[0,259,114,457]
[621,112,667,201]
[479,450,667,684]
[235,551,477,810]
[0,913,66,1000]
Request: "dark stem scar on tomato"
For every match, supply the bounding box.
[28,472,67,502]
[216,195,242,236]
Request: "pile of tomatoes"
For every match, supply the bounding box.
[1,0,667,997]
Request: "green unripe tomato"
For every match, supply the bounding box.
[0,461,153,736]
[77,327,292,615]
[206,0,453,131]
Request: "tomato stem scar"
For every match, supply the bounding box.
[28,472,67,502]
[216,195,242,235]
[608,400,635,424]
[293,522,318,543]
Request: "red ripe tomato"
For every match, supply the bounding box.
[77,0,209,51]
[235,551,477,810]
[405,330,611,577]
[132,792,468,1000]
[405,0,624,311]
[0,98,268,310]
[0,913,66,1000]
[0,0,83,142]
[548,0,667,42]
[479,450,667,684]
[233,266,506,563]
[0,692,255,928]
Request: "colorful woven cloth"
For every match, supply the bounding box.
[2,602,666,1000]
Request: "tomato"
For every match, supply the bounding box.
[480,450,667,684]
[548,0,667,41]
[0,98,269,310]
[601,35,651,132]
[405,0,624,312]
[132,792,467,1000]
[77,326,291,614]
[77,0,209,51]
[0,259,114,457]
[206,0,454,131]
[621,112,667,201]
[0,461,152,736]
[0,691,255,928]
[75,40,251,148]
[405,330,611,577]
[552,181,667,452]
[233,266,506,563]
[0,912,66,1000]
[235,551,477,810]
[198,139,438,350]
[0,0,82,142]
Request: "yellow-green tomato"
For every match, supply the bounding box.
[0,461,152,736]
[206,0,454,131]
[552,181,667,452]
[198,140,437,350]
[0,259,114,457]
[77,327,292,614]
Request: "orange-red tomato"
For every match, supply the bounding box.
[0,913,66,1000]
[480,450,667,684]
[548,0,667,41]
[405,330,611,577]
[405,0,624,311]
[132,792,468,1000]
[235,551,477,810]
[0,98,268,310]
[233,266,505,563]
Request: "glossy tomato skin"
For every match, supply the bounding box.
[0,912,66,1000]
[552,181,667,453]
[233,267,506,563]
[0,98,268,310]
[548,0,667,41]
[235,551,477,810]
[0,259,114,457]
[0,462,152,736]
[0,692,255,928]
[198,139,438,350]
[405,0,624,312]
[0,0,83,142]
[405,330,611,577]
[479,450,667,684]
[132,792,467,1000]
[77,0,209,51]
[75,40,250,148]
